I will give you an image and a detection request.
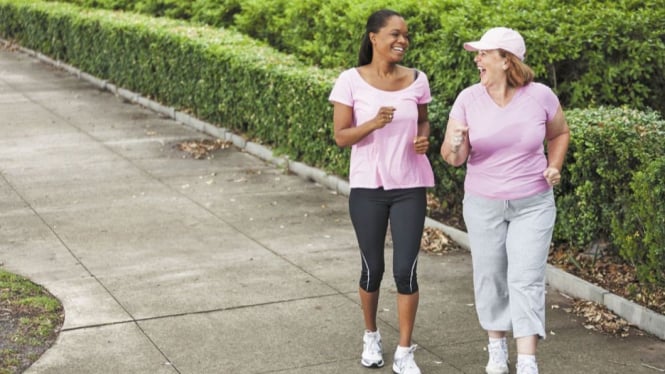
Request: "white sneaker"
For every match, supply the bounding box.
[516,358,539,374]
[485,340,509,374]
[392,345,421,374]
[361,330,384,368]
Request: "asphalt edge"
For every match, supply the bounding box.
[3,38,663,341]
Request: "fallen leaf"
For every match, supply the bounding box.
[420,227,462,254]
[175,138,231,159]
[570,300,631,336]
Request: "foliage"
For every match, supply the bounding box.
[556,107,665,249]
[41,0,665,117]
[190,0,242,26]
[611,157,665,286]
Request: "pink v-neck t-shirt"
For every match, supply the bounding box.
[449,82,560,200]
[329,68,435,190]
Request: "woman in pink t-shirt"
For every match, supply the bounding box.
[329,9,434,374]
[440,28,570,374]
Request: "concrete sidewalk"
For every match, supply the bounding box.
[0,46,663,374]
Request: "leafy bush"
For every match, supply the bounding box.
[611,157,665,286]
[190,0,242,27]
[556,107,665,248]
[54,0,134,10]
[40,0,665,117]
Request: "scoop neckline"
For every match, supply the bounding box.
[353,67,419,93]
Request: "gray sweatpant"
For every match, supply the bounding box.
[463,189,556,339]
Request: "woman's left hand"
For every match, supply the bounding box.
[543,167,561,186]
[413,136,429,154]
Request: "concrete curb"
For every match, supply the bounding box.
[545,265,607,305]
[4,38,663,341]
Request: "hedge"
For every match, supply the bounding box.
[44,0,665,117]
[556,107,665,247]
[611,156,665,287]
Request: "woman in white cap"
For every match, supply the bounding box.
[440,27,570,374]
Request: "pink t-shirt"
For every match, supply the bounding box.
[449,82,560,199]
[329,68,435,190]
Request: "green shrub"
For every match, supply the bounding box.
[132,0,192,19]
[551,3,665,116]
[54,0,134,10]
[220,0,665,117]
[556,107,665,247]
[611,157,665,287]
[190,0,241,27]
[41,0,665,117]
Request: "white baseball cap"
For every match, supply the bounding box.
[463,27,526,61]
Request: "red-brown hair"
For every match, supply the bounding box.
[500,50,534,87]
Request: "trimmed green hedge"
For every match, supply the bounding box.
[611,157,665,286]
[44,0,665,117]
[555,106,665,286]
[556,107,665,246]
[2,0,665,287]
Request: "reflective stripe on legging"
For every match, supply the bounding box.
[349,187,426,295]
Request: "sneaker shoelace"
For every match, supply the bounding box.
[397,345,418,370]
[364,333,382,355]
[488,342,508,365]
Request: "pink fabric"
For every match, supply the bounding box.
[329,68,434,189]
[450,82,560,199]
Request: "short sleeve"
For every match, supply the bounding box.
[530,83,561,122]
[543,87,561,123]
[449,87,472,124]
[416,71,432,105]
[328,69,354,107]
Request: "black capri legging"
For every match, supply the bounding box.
[349,187,427,295]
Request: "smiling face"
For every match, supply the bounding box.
[370,16,409,63]
[474,49,509,87]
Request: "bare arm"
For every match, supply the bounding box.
[440,118,469,167]
[543,106,571,185]
[332,102,394,147]
[414,103,430,154]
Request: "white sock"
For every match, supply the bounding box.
[395,345,411,358]
[517,354,536,365]
[489,337,506,346]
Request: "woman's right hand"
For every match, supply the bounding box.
[440,119,469,166]
[374,106,396,128]
[449,124,469,153]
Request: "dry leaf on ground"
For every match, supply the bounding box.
[421,227,462,254]
[175,139,231,159]
[568,300,633,337]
